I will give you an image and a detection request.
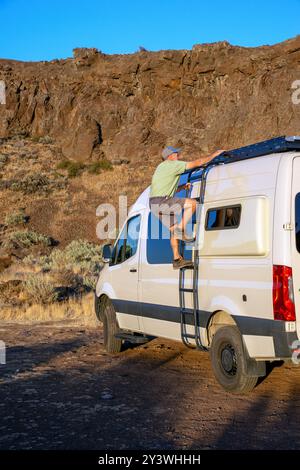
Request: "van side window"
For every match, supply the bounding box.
[112,214,141,265]
[206,205,241,230]
[147,213,192,264]
[295,193,300,253]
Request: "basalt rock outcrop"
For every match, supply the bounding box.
[0,36,300,162]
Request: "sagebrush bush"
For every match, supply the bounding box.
[57,160,85,177]
[23,274,57,304]
[51,239,103,287]
[57,159,113,177]
[87,159,113,174]
[38,136,53,144]
[24,239,103,291]
[56,160,71,170]
[5,230,53,249]
[11,174,49,194]
[5,210,28,226]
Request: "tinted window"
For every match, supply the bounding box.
[206,205,241,230]
[115,236,125,264]
[147,213,192,264]
[112,215,141,265]
[125,215,141,260]
[296,193,300,253]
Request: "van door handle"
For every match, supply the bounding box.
[129,268,137,273]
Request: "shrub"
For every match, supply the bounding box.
[57,160,85,178]
[5,230,53,249]
[51,239,102,274]
[25,239,103,291]
[87,159,113,174]
[57,160,71,170]
[23,274,57,304]
[51,268,78,287]
[68,162,85,177]
[38,136,53,144]
[11,174,50,194]
[5,210,28,226]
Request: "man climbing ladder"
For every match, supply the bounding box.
[149,145,224,269]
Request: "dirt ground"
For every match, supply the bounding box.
[0,323,300,450]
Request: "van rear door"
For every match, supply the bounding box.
[291,157,300,336]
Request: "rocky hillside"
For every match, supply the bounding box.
[1,36,300,164]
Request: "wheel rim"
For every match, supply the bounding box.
[220,343,237,376]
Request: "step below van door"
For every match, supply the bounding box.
[291,157,300,339]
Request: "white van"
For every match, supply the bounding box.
[95,136,300,394]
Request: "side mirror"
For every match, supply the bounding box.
[102,243,113,263]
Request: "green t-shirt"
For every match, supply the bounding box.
[150,160,187,198]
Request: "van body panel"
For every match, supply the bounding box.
[198,260,273,321]
[204,154,281,203]
[200,197,269,257]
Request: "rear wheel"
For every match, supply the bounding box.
[210,326,258,394]
[102,298,122,354]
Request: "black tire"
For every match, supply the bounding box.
[102,298,122,354]
[210,326,258,394]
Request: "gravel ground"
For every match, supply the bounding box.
[0,323,300,450]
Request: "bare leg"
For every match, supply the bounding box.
[177,198,197,232]
[170,233,180,260]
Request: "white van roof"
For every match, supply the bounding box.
[128,186,150,215]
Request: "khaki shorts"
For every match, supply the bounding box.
[149,196,186,229]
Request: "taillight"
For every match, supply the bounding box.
[273,265,296,321]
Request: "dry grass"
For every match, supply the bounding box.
[23,274,58,304]
[0,292,97,326]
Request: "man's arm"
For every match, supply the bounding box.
[175,182,191,193]
[185,149,225,170]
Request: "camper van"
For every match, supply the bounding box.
[95,136,300,394]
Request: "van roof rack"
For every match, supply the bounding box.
[184,136,300,180]
[211,135,300,165]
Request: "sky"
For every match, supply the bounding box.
[0,0,299,61]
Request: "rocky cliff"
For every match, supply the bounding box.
[1,37,300,163]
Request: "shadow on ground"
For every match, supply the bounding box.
[0,325,299,450]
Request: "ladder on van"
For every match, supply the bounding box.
[178,136,300,349]
[178,165,215,350]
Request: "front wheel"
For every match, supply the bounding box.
[210,326,258,394]
[102,298,122,354]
